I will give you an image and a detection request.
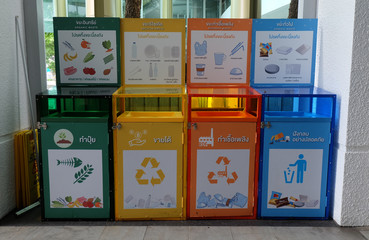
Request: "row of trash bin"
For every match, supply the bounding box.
[36,85,335,220]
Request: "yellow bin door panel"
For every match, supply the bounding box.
[115,122,183,219]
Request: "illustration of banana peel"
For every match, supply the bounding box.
[64,52,78,62]
[67,199,83,208]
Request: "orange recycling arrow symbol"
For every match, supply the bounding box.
[226,171,238,185]
[216,156,230,165]
[136,157,165,186]
[208,156,238,184]
[208,172,218,184]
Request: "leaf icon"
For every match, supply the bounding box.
[73,164,94,184]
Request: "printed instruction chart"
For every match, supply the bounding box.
[187,19,252,85]
[122,19,185,85]
[54,17,120,86]
[251,19,317,86]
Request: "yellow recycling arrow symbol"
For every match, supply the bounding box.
[136,169,148,185]
[136,157,165,186]
[141,157,150,167]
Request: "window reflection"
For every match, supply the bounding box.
[68,0,86,17]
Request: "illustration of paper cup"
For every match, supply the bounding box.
[214,52,226,65]
[196,64,205,76]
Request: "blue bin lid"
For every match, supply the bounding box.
[264,111,331,122]
[254,86,336,97]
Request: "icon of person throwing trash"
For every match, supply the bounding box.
[289,154,307,183]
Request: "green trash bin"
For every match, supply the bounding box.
[36,87,116,219]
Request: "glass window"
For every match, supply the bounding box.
[67,0,86,17]
[172,0,229,19]
[261,0,290,18]
[142,0,161,18]
[43,0,54,33]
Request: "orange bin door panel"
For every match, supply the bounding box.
[189,122,256,218]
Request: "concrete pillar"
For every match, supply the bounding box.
[317,0,369,226]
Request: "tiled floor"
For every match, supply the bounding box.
[1,206,369,240]
[1,225,369,240]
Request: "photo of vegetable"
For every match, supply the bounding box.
[81,39,91,49]
[83,67,96,75]
[102,40,113,52]
[103,54,114,64]
[83,52,95,63]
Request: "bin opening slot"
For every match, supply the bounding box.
[265,111,305,117]
[194,111,245,117]
[123,111,181,118]
[49,111,109,118]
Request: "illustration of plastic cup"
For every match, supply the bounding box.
[214,52,226,65]
[196,64,205,76]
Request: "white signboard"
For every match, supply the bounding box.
[124,32,182,85]
[253,31,314,85]
[190,31,248,84]
[48,149,103,208]
[267,149,323,209]
[196,149,249,209]
[123,150,177,209]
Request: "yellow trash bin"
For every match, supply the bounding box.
[113,86,187,220]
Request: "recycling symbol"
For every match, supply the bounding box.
[136,157,165,186]
[208,156,238,185]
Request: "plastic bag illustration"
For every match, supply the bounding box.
[230,192,248,208]
[194,40,207,56]
[197,192,211,208]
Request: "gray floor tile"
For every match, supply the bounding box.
[144,226,188,240]
[360,230,369,240]
[99,226,146,240]
[10,226,105,240]
[189,226,232,240]
[7,226,39,240]
[0,226,22,240]
[231,226,278,240]
[232,226,367,240]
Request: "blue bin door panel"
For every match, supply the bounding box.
[260,120,331,218]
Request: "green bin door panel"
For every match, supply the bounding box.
[41,121,110,219]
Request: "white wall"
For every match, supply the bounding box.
[317,0,369,226]
[0,0,30,218]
